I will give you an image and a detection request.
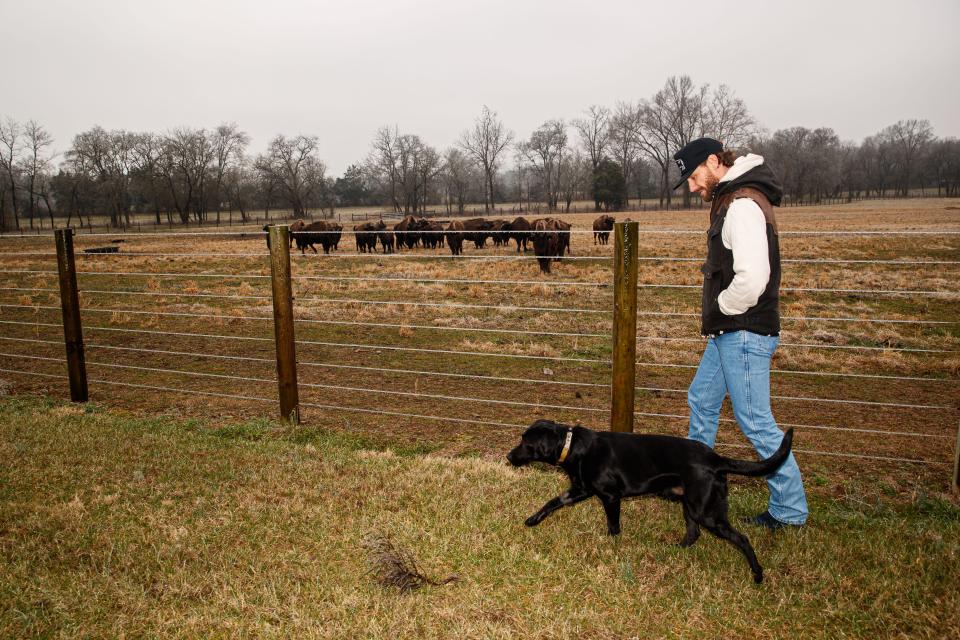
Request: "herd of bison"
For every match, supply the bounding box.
[265,214,618,273]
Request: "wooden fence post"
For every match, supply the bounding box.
[610,221,639,433]
[268,225,300,424]
[54,228,88,402]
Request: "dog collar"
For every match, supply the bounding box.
[557,428,574,464]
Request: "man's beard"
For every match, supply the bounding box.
[701,173,720,202]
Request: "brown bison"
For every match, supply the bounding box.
[263,221,307,251]
[355,220,385,253]
[378,226,395,253]
[532,218,561,274]
[393,215,427,250]
[422,221,446,249]
[506,216,532,252]
[555,219,572,257]
[446,220,466,255]
[462,217,494,249]
[293,220,342,255]
[490,220,510,247]
[288,219,307,247]
[593,214,615,245]
[533,218,571,259]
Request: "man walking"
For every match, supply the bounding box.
[673,138,808,529]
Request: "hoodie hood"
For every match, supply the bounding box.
[714,153,783,206]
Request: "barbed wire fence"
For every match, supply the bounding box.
[0,220,957,489]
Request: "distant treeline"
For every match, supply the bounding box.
[2,75,958,231]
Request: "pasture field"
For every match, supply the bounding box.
[0,396,958,638]
[0,197,958,637]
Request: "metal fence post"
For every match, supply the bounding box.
[610,221,639,433]
[54,228,88,402]
[268,225,300,424]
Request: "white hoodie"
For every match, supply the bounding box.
[715,153,772,316]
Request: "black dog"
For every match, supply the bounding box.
[506,419,794,583]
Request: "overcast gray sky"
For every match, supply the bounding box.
[2,0,958,174]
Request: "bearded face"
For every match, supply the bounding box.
[701,171,720,202]
[687,159,722,202]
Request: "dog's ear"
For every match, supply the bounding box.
[527,422,563,460]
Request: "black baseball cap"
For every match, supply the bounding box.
[672,137,724,190]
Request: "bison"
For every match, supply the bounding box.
[593,214,615,245]
[506,216,532,252]
[393,215,425,250]
[378,226,395,253]
[490,220,510,247]
[291,220,342,255]
[328,222,343,251]
[462,217,494,249]
[555,219,572,257]
[263,221,306,251]
[288,219,307,247]
[422,221,446,250]
[532,218,561,274]
[446,220,466,255]
[355,220,385,253]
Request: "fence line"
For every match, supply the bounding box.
[0,354,950,440]
[0,287,954,326]
[9,250,960,266]
[3,268,957,298]
[0,318,954,382]
[1,334,951,413]
[5,304,951,353]
[0,365,949,465]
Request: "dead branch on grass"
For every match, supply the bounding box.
[362,533,458,592]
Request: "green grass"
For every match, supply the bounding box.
[1,396,958,639]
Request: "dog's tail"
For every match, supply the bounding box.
[717,428,793,477]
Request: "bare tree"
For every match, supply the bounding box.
[443,148,474,214]
[0,117,22,231]
[704,84,755,149]
[884,119,934,196]
[67,127,138,227]
[459,106,514,211]
[161,128,215,223]
[366,126,402,211]
[257,134,326,218]
[560,151,591,211]
[519,119,567,211]
[573,105,611,211]
[20,121,56,228]
[131,133,169,225]
[211,123,250,223]
[609,101,644,206]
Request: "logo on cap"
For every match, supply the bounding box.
[676,158,686,173]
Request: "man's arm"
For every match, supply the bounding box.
[718,198,770,315]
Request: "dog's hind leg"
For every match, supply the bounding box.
[701,518,764,584]
[525,486,591,527]
[679,500,701,548]
[599,496,622,536]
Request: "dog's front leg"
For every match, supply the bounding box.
[525,486,592,527]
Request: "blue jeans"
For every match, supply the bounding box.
[687,330,808,525]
